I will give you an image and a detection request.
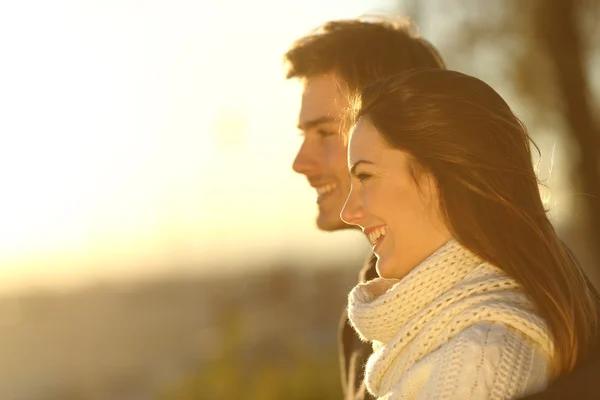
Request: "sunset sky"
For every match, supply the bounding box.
[0,0,576,294]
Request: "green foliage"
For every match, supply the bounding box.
[160,312,342,400]
[161,346,342,400]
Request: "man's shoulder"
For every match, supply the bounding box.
[519,356,600,400]
[519,289,600,400]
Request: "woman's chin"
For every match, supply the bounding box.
[375,258,394,279]
[376,257,409,280]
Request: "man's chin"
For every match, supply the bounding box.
[316,213,352,232]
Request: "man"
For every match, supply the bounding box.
[284,16,599,400]
[285,17,443,399]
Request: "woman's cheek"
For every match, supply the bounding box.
[361,186,371,211]
[362,184,380,214]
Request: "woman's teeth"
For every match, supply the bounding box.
[367,226,388,245]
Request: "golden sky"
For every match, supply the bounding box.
[0,0,395,294]
[0,0,577,294]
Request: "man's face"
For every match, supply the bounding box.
[293,75,352,231]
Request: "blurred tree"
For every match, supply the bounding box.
[403,0,600,283]
[536,0,600,276]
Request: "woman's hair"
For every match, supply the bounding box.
[350,68,599,376]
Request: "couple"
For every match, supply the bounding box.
[284,17,600,399]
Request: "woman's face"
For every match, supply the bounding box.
[341,117,452,279]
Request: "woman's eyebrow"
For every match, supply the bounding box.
[349,160,375,176]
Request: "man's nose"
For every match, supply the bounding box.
[292,139,318,175]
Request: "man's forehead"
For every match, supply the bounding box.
[302,74,340,96]
[299,75,347,124]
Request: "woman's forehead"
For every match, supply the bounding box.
[349,119,385,157]
[348,119,413,170]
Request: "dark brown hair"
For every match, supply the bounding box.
[353,68,599,376]
[284,17,445,90]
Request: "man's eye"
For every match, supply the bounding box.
[317,129,337,138]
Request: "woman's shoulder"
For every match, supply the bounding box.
[451,322,550,396]
[391,322,551,399]
[449,322,551,364]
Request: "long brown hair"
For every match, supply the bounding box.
[352,68,598,375]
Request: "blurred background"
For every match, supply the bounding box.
[0,0,598,399]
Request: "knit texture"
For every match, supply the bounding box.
[347,239,553,399]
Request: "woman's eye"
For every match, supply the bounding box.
[356,173,371,182]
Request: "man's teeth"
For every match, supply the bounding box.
[316,184,337,196]
[367,226,388,245]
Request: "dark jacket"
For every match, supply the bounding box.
[338,255,378,400]
[338,254,600,400]
[518,281,600,400]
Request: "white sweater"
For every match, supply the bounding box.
[347,239,553,400]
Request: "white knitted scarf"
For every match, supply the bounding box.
[347,238,553,397]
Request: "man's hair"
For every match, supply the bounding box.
[284,16,446,90]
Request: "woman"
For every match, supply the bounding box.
[340,68,599,399]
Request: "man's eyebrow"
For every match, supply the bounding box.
[297,116,339,131]
[349,160,375,176]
